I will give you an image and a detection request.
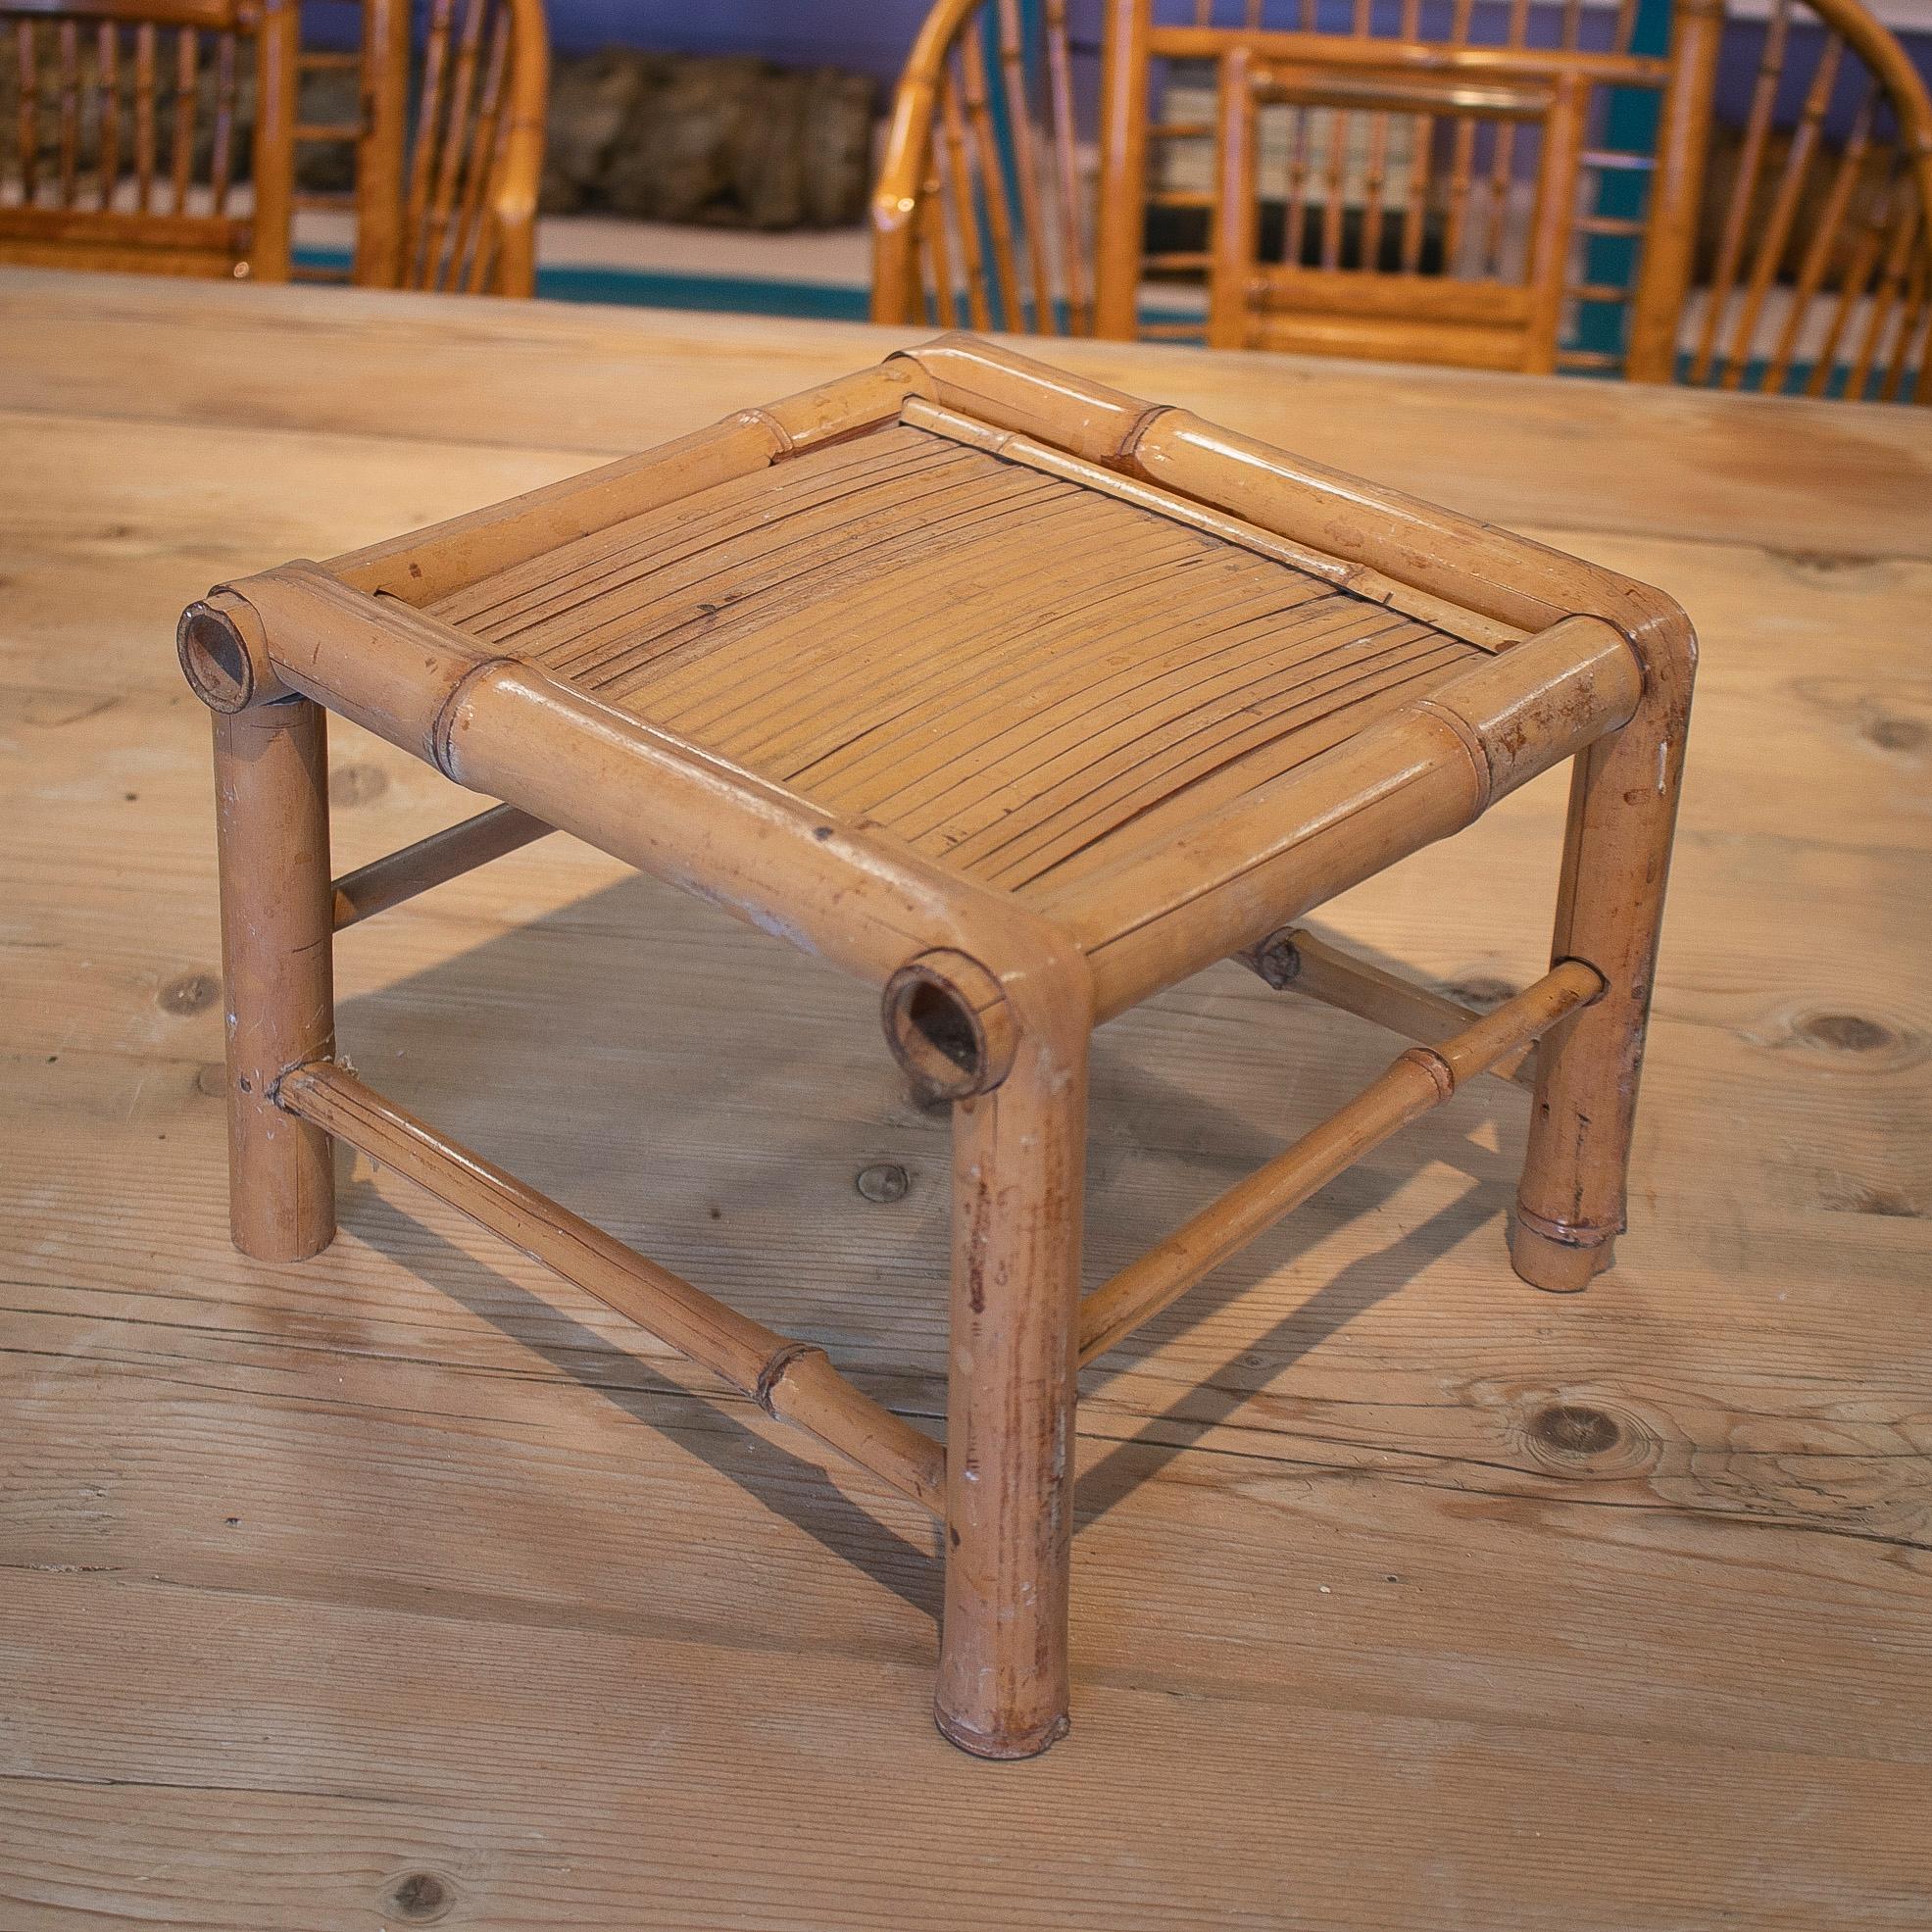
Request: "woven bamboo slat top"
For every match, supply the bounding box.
[429,421,1491,902]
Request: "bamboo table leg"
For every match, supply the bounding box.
[1513,666,1692,1292]
[212,697,337,1262]
[935,1020,1087,1759]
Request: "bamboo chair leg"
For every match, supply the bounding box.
[1512,708,1688,1293]
[213,698,337,1261]
[935,1023,1086,1759]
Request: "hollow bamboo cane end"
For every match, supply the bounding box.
[1510,1211,1614,1293]
[178,592,288,713]
[882,949,1017,1100]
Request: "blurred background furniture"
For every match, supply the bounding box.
[873,0,1932,400]
[872,0,1095,334]
[5,0,1924,380]
[1685,0,1932,399]
[871,0,1717,365]
[0,0,297,281]
[1208,45,1594,371]
[0,0,547,293]
[1097,0,1717,375]
[297,0,548,294]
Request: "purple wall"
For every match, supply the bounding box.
[542,0,939,80]
[316,3,1932,129]
[537,1,1931,104]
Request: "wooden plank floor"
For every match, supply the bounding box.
[2,271,1929,1930]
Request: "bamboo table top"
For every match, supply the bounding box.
[3,268,1929,1929]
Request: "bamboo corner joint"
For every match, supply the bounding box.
[178,332,1695,1760]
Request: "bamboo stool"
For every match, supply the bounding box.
[178,334,1694,1759]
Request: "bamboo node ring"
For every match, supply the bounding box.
[755,1340,830,1414]
[882,950,1017,1099]
[1397,1044,1458,1102]
[734,406,794,456]
[1115,404,1177,471]
[1512,1200,1614,1248]
[429,658,515,778]
[1412,696,1496,817]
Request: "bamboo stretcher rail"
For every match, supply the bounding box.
[330,802,552,929]
[1077,959,1603,1364]
[1237,924,1539,1087]
[274,1060,947,1516]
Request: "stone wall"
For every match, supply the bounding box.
[542,52,876,228]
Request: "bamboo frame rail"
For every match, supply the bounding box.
[1236,924,1540,1087]
[182,549,1080,1098]
[1052,615,1643,1021]
[1078,960,1602,1364]
[183,333,1695,1760]
[276,1061,947,1516]
[330,803,552,929]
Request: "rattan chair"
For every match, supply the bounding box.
[1207,46,1593,370]
[876,0,1932,399]
[294,0,548,296]
[870,0,1718,370]
[1679,0,1932,401]
[0,0,297,280]
[178,335,1695,1758]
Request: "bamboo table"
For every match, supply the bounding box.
[4,268,1930,1912]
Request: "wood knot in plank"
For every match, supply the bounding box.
[380,1870,455,1922]
[1520,1399,1658,1478]
[158,970,220,1016]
